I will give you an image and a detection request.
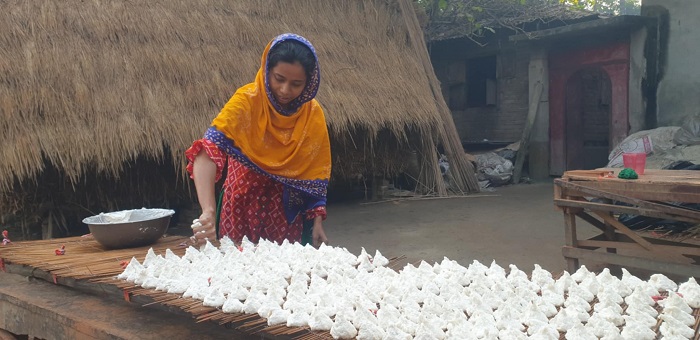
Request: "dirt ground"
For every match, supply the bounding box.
[324,180,599,274]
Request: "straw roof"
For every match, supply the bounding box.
[0,0,469,191]
[426,1,599,41]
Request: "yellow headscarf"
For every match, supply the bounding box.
[210,34,331,184]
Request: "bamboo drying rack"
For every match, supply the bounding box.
[0,235,408,339]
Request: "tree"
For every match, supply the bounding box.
[556,0,641,15]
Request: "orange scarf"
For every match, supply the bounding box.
[211,36,331,183]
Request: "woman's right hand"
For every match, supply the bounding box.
[191,209,217,246]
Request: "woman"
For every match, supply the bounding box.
[186,33,330,247]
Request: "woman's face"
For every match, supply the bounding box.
[269,61,307,109]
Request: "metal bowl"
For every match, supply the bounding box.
[82,208,175,249]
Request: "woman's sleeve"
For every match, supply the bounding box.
[305,205,327,221]
[185,138,227,182]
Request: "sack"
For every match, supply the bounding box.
[673,114,700,145]
[607,137,653,168]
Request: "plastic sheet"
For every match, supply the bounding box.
[83,208,175,225]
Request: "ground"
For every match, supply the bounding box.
[325,180,598,274]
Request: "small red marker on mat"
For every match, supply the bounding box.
[2,230,11,246]
[55,245,66,255]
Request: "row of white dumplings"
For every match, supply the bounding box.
[118,238,700,339]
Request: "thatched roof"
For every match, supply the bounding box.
[426,1,600,41]
[1,0,474,191]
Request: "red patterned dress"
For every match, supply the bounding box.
[186,139,326,244]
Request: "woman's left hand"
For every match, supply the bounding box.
[312,219,328,247]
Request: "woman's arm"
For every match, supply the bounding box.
[191,150,218,244]
[312,215,328,247]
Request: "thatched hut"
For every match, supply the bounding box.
[0,0,477,238]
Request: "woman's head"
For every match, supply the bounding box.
[268,40,316,80]
[263,35,320,114]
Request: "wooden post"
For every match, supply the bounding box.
[564,210,579,273]
[512,82,544,184]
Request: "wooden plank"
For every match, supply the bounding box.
[512,81,544,184]
[555,179,700,221]
[577,240,700,257]
[595,212,692,263]
[562,246,700,278]
[564,168,700,184]
[575,212,608,233]
[554,198,700,224]
[557,178,700,203]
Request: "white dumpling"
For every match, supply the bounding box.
[660,293,693,314]
[118,257,143,281]
[620,320,656,340]
[507,264,529,281]
[564,323,597,340]
[356,322,386,340]
[554,272,576,294]
[571,265,592,283]
[520,302,549,326]
[142,248,159,268]
[625,302,658,318]
[537,300,559,318]
[541,283,565,306]
[625,287,655,307]
[383,325,412,340]
[330,317,358,340]
[550,307,584,332]
[623,313,657,329]
[373,249,389,267]
[568,283,594,303]
[661,306,695,327]
[564,294,592,313]
[497,328,528,340]
[242,296,263,314]
[531,264,555,288]
[585,313,620,338]
[222,296,244,313]
[649,273,678,292]
[620,268,643,286]
[594,306,625,326]
[597,287,624,305]
[678,277,700,308]
[528,323,560,340]
[659,314,695,338]
[202,288,226,308]
[266,309,290,326]
[286,311,310,328]
[486,260,506,279]
[308,310,334,331]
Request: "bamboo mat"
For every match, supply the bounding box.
[0,235,408,340]
[2,237,700,339]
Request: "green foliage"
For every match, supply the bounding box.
[557,0,641,15]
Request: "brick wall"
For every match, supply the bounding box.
[435,47,531,143]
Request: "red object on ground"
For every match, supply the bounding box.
[119,260,130,269]
[2,230,11,246]
[55,245,66,256]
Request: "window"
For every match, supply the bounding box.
[466,55,497,107]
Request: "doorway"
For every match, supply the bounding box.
[565,68,612,170]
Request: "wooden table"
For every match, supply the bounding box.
[554,169,700,278]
